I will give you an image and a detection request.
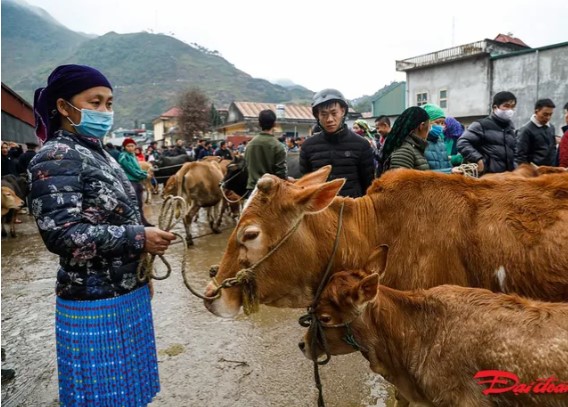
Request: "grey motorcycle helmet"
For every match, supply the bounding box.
[311,88,349,118]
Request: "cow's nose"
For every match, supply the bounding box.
[298,341,305,351]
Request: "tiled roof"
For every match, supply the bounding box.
[494,34,529,48]
[233,102,313,120]
[160,107,182,117]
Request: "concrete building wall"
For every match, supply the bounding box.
[372,83,406,116]
[406,56,490,118]
[492,45,568,135]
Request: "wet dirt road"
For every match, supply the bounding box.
[1,200,396,407]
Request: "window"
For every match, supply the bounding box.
[439,89,447,109]
[416,92,428,106]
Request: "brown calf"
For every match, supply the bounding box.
[1,186,24,237]
[138,161,156,203]
[300,248,568,407]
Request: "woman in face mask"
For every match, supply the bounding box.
[29,64,175,406]
[422,104,462,174]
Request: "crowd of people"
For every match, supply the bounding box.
[2,61,567,405]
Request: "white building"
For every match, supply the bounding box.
[396,34,568,133]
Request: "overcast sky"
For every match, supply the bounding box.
[20,0,568,99]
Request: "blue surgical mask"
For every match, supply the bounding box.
[66,102,114,139]
[429,124,444,139]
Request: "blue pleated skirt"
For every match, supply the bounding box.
[55,285,160,407]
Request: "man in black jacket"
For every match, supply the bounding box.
[300,88,374,197]
[457,91,517,174]
[515,98,557,167]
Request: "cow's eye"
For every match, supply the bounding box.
[243,230,259,241]
[319,315,332,324]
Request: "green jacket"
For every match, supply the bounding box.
[118,151,147,182]
[388,133,430,171]
[244,132,287,190]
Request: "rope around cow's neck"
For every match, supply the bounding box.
[207,213,305,314]
[297,201,345,407]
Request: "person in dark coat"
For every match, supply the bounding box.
[515,98,557,167]
[1,142,19,176]
[16,142,39,174]
[457,91,517,174]
[300,88,375,198]
[29,64,175,407]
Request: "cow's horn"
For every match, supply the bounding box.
[257,176,274,194]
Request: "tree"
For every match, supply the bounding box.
[177,88,210,141]
[209,103,223,128]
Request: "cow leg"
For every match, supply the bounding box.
[184,204,200,246]
[1,222,6,238]
[212,202,224,233]
[9,209,17,237]
[145,183,152,204]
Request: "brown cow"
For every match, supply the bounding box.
[138,161,156,203]
[162,161,225,246]
[203,165,568,317]
[481,163,567,180]
[299,248,568,407]
[1,186,24,237]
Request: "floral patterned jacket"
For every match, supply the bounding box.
[28,130,147,300]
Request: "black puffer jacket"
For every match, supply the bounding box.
[457,114,516,174]
[28,130,146,300]
[300,125,375,197]
[515,120,557,166]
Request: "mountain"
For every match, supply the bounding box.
[1,0,315,128]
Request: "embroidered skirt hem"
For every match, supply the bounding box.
[56,284,160,407]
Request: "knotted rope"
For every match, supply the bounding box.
[137,195,187,282]
[456,163,479,178]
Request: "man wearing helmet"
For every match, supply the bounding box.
[300,88,375,197]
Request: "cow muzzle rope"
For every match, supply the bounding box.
[207,214,304,314]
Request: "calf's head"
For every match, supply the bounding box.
[299,247,387,360]
[203,165,345,317]
[1,186,24,216]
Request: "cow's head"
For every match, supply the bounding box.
[222,156,248,197]
[299,246,388,360]
[203,165,345,317]
[162,175,177,199]
[1,186,24,216]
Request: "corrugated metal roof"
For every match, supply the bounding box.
[233,102,313,120]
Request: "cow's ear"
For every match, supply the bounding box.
[295,165,333,187]
[365,245,389,278]
[356,274,379,304]
[257,176,275,194]
[297,179,345,213]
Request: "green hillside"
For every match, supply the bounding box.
[1,0,314,128]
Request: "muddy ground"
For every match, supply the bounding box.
[1,199,396,406]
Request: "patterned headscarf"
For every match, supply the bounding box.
[381,106,429,160]
[443,116,464,139]
[354,119,374,140]
[33,64,113,141]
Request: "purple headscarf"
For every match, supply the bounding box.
[443,116,464,139]
[33,64,113,141]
